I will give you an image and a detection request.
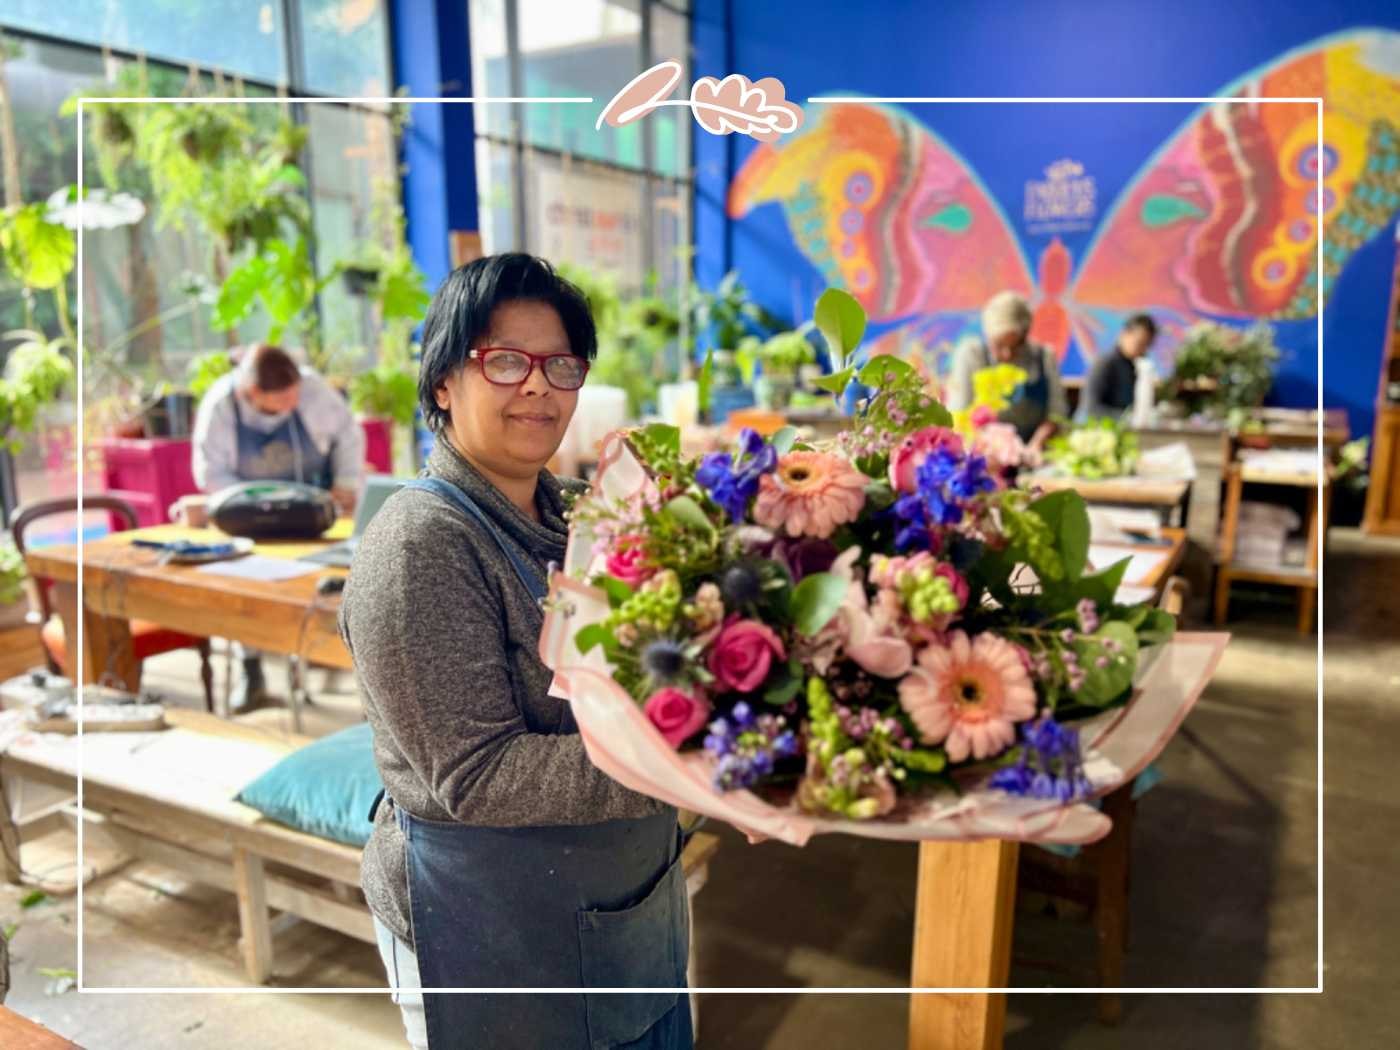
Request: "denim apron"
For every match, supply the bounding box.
[231,395,334,488]
[386,477,693,1050]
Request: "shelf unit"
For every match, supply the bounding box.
[1214,461,1331,635]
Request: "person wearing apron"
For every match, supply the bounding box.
[944,290,1069,452]
[191,344,363,709]
[340,254,692,1050]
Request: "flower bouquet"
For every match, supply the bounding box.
[541,296,1227,847]
[1044,417,1139,479]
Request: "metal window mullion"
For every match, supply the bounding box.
[505,0,527,250]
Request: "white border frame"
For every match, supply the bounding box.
[72,93,1324,997]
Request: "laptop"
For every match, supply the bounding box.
[303,475,402,568]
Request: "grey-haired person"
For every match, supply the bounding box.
[944,290,1068,454]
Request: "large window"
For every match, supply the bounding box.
[468,0,691,294]
[0,6,397,525]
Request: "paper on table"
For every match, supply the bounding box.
[1088,544,1171,585]
[1089,506,1162,542]
[194,556,321,582]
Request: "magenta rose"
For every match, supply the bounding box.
[707,617,786,693]
[605,534,653,587]
[888,426,965,493]
[643,688,712,747]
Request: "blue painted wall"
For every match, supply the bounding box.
[691,0,1400,440]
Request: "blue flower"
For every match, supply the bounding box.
[696,428,777,522]
[891,447,996,549]
[986,716,1091,803]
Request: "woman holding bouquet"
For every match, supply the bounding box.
[340,253,690,1050]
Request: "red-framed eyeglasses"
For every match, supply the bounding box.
[467,347,589,391]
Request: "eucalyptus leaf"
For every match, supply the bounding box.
[1072,621,1139,706]
[858,354,913,388]
[812,365,855,395]
[575,623,612,655]
[770,425,798,456]
[598,575,635,608]
[1029,489,1090,580]
[790,571,847,637]
[665,495,715,533]
[813,287,866,368]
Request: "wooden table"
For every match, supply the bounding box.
[908,531,1184,1050]
[0,1007,81,1049]
[22,523,354,690]
[1025,474,1192,527]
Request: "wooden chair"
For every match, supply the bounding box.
[11,495,215,711]
[1016,575,1190,1024]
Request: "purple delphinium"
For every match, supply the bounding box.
[891,448,997,551]
[704,701,799,790]
[696,428,777,522]
[988,716,1093,802]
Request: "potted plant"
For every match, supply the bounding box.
[1162,322,1281,420]
[737,326,817,411]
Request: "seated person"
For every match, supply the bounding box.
[192,344,365,709]
[1082,313,1157,420]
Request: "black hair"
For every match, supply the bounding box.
[1123,313,1158,339]
[417,252,597,431]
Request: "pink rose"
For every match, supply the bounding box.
[605,534,653,587]
[643,688,712,748]
[707,617,786,693]
[888,426,965,493]
[970,405,997,429]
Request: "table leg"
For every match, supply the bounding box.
[909,839,1019,1050]
[232,847,273,983]
[48,581,139,690]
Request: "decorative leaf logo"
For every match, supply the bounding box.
[596,60,804,142]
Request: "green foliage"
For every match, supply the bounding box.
[790,571,847,637]
[212,237,332,352]
[1027,490,1090,580]
[1072,621,1140,706]
[1046,416,1139,479]
[813,287,866,370]
[349,364,419,426]
[0,540,26,607]
[186,350,233,400]
[735,325,815,382]
[0,331,75,451]
[0,204,76,291]
[1163,321,1280,417]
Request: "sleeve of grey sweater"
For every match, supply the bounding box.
[343,509,664,827]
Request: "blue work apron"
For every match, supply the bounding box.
[231,394,334,488]
[390,477,693,1050]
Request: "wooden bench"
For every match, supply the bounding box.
[0,1005,82,1049]
[0,710,720,994]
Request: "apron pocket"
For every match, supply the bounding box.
[577,855,687,1050]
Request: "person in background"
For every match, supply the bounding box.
[1082,313,1158,420]
[192,343,365,709]
[945,290,1068,454]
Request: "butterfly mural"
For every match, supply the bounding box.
[726,30,1400,370]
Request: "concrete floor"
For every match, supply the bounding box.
[2,528,1396,1049]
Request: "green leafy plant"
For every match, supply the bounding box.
[0,539,26,607]
[186,349,233,399]
[211,237,338,367]
[735,326,816,383]
[0,331,75,452]
[1045,417,1139,479]
[350,363,419,426]
[1163,322,1281,418]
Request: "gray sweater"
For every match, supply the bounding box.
[339,436,668,945]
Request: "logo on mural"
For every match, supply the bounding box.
[1023,158,1097,235]
[597,60,804,142]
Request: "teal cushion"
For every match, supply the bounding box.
[235,722,382,847]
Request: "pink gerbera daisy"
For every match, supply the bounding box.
[752,451,867,539]
[897,631,1037,762]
